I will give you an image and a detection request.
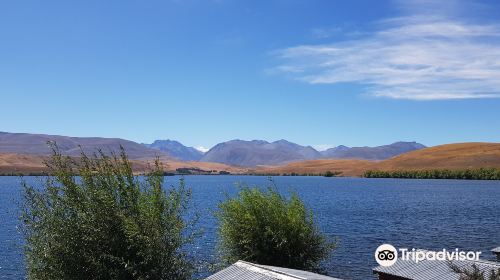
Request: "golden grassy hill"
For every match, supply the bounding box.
[255,142,500,177]
[377,142,500,170]
[0,153,247,175]
[0,153,48,174]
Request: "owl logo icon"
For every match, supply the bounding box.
[375,244,398,267]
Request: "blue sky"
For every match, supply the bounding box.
[1,0,499,151]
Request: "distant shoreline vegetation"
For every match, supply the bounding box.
[0,170,232,176]
[364,168,500,180]
[4,168,500,180]
[244,171,343,177]
[0,171,339,177]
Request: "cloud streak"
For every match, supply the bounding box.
[273,3,500,100]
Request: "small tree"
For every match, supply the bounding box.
[216,182,335,272]
[21,143,195,280]
[450,263,500,280]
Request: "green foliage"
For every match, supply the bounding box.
[450,263,500,280]
[21,143,195,280]
[364,168,500,180]
[324,171,335,177]
[216,182,335,272]
[323,171,341,177]
[176,168,193,175]
[175,167,211,175]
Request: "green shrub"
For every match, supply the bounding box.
[450,263,500,280]
[216,182,335,272]
[21,143,195,280]
[324,171,334,177]
[364,168,500,180]
[323,171,341,177]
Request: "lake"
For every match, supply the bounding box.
[1,176,499,279]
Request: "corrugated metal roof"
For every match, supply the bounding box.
[205,264,277,280]
[373,250,500,280]
[257,264,342,280]
[205,261,342,280]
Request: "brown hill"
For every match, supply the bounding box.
[255,142,500,177]
[0,153,247,175]
[377,142,500,170]
[0,153,48,174]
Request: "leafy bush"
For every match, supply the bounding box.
[323,171,341,177]
[216,182,335,272]
[324,171,335,177]
[21,144,195,280]
[450,263,500,280]
[364,168,500,180]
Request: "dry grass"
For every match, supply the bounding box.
[0,153,248,175]
[378,142,500,170]
[0,153,48,174]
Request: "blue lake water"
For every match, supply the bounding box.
[1,176,499,279]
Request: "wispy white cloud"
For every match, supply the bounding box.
[272,1,500,100]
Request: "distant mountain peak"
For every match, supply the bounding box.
[144,139,204,161]
[200,139,320,167]
[334,145,350,150]
[150,139,181,145]
[321,141,426,160]
[0,131,166,159]
[274,139,291,144]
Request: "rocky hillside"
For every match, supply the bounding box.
[200,139,321,167]
[144,140,204,161]
[0,131,166,159]
[320,142,426,160]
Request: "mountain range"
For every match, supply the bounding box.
[320,141,426,160]
[0,131,166,159]
[259,142,500,176]
[1,131,499,176]
[199,139,426,166]
[0,131,426,167]
[200,139,321,167]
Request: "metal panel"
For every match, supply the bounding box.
[205,261,342,280]
[206,264,277,280]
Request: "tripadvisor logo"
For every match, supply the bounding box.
[375,244,482,267]
[375,244,398,267]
